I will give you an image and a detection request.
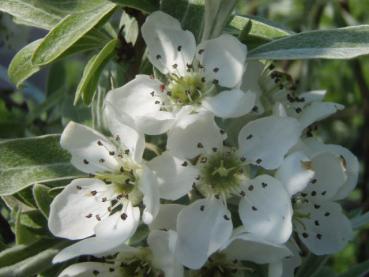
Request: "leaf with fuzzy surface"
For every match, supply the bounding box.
[0,135,81,196]
[248,25,369,60]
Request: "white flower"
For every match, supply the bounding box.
[49,118,164,262]
[57,229,183,277]
[147,116,295,269]
[276,138,358,255]
[152,205,293,274]
[104,11,254,137]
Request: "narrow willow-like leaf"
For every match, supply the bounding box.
[32,3,116,65]
[0,0,60,30]
[0,241,68,276]
[0,0,107,30]
[0,239,59,268]
[229,15,292,49]
[8,35,104,87]
[74,39,118,105]
[248,25,369,60]
[0,135,81,196]
[8,40,42,88]
[109,0,158,13]
[33,184,53,218]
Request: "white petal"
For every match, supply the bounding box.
[142,11,196,76]
[148,151,199,200]
[138,166,160,224]
[53,203,140,263]
[296,201,353,255]
[299,102,344,129]
[167,111,224,159]
[175,198,232,269]
[238,116,301,169]
[239,175,293,244]
[202,89,256,118]
[103,106,145,163]
[302,152,346,201]
[148,230,184,277]
[104,75,175,135]
[197,34,247,88]
[150,204,185,231]
[276,152,315,196]
[61,122,119,173]
[241,61,264,96]
[299,90,326,103]
[48,179,112,240]
[327,145,359,200]
[58,262,119,277]
[223,233,292,264]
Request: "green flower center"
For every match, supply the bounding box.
[117,250,163,277]
[168,73,206,105]
[197,151,245,198]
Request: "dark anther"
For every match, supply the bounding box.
[212,79,219,85]
[256,158,262,164]
[197,142,204,148]
[213,67,219,73]
[262,182,268,188]
[172,64,178,69]
[99,158,105,163]
[198,49,204,54]
[240,191,246,197]
[76,185,82,190]
[302,233,309,238]
[95,215,101,221]
[91,190,97,196]
[248,185,254,191]
[314,204,320,209]
[200,205,205,211]
[109,151,115,156]
[316,234,322,240]
[156,54,161,59]
[295,107,302,113]
[121,213,128,220]
[324,212,330,217]
[97,140,103,146]
[85,214,93,218]
[177,46,182,51]
[246,134,253,140]
[224,215,230,220]
[182,161,188,167]
[252,206,258,211]
[83,159,89,164]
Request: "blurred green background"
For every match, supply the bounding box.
[0,0,368,274]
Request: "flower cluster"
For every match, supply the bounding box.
[49,11,358,277]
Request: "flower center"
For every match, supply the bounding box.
[167,73,206,105]
[197,151,245,198]
[117,249,163,277]
[193,253,253,277]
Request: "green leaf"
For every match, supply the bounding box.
[0,134,81,196]
[229,15,292,49]
[0,0,108,30]
[0,0,60,30]
[32,2,116,65]
[0,239,59,268]
[8,40,42,88]
[0,241,68,276]
[15,209,39,245]
[33,184,53,218]
[109,0,159,13]
[248,25,369,60]
[75,38,118,105]
[338,259,369,277]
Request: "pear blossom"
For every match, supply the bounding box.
[104,11,255,137]
[147,116,296,269]
[49,117,173,262]
[57,229,183,277]
[276,138,358,255]
[151,205,293,275]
